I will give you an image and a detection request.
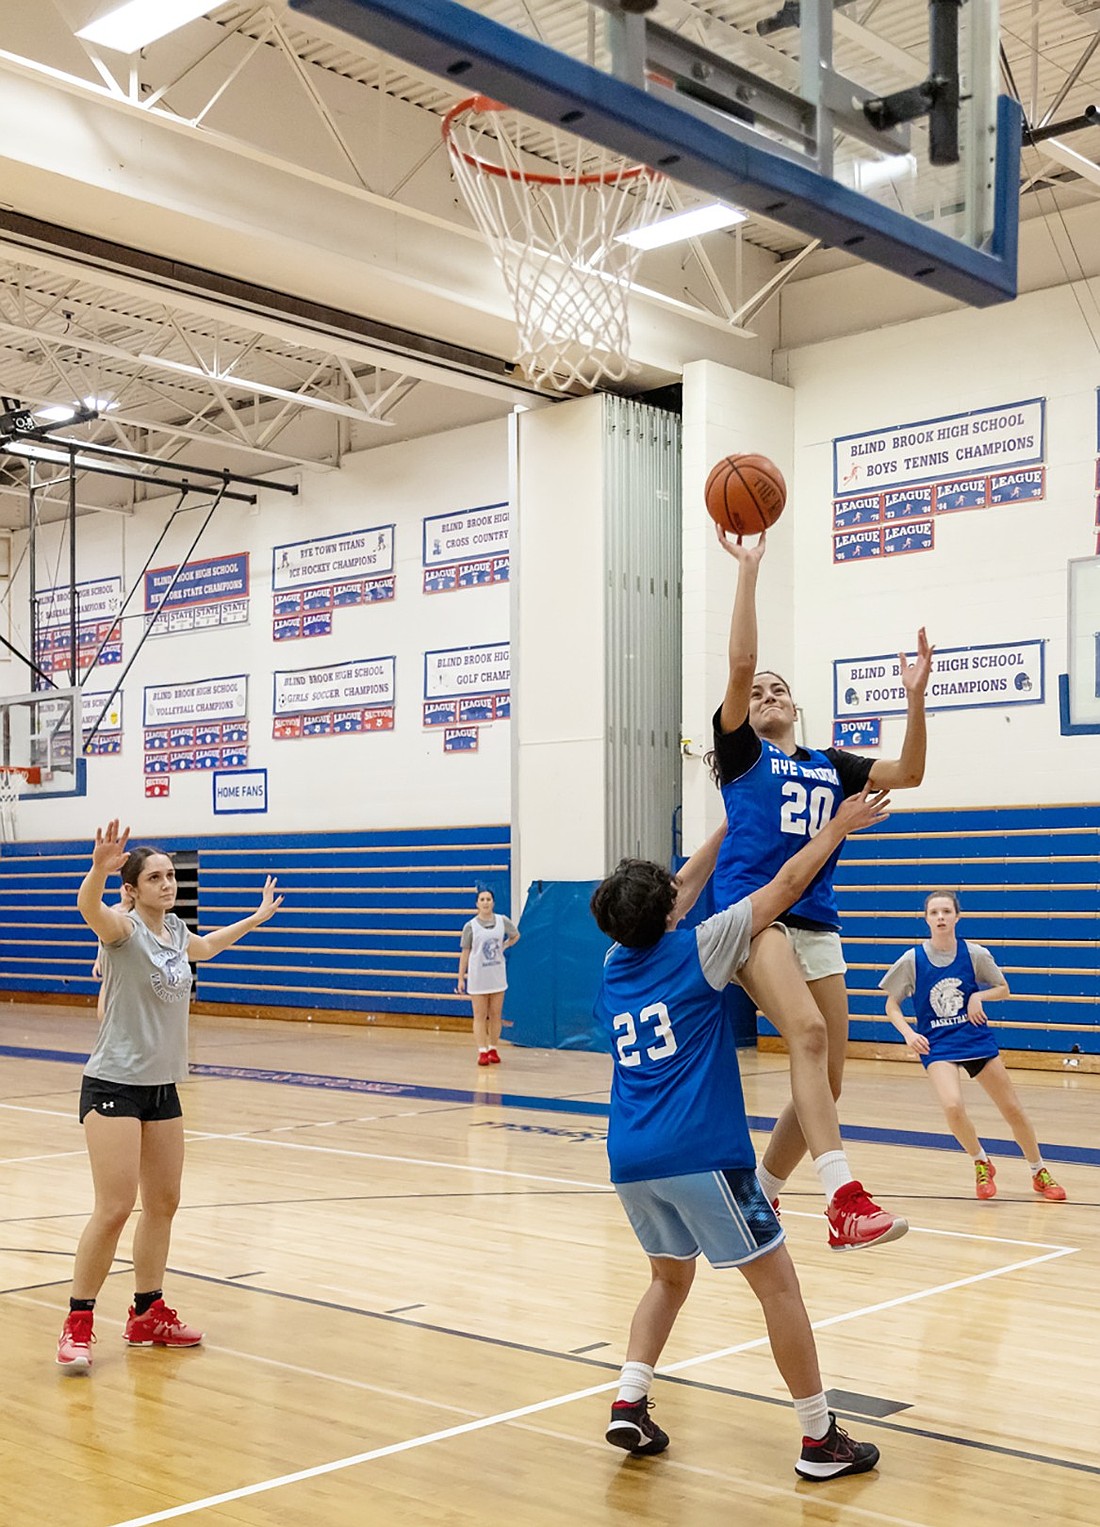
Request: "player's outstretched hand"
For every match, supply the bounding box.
[834,787,891,835]
[899,626,934,697]
[254,875,283,924]
[91,820,130,874]
[714,521,767,568]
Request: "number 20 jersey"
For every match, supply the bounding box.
[596,923,755,1184]
[714,742,846,930]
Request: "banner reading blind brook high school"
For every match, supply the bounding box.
[272,657,396,738]
[834,641,1044,720]
[834,400,1045,497]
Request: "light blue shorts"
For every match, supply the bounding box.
[614,1167,784,1269]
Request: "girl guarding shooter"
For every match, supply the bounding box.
[880,891,1066,1202]
[710,527,932,1249]
[57,820,283,1373]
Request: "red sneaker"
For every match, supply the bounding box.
[56,1310,95,1373]
[477,1051,491,1067]
[974,1159,997,1200]
[487,1047,501,1064]
[826,1181,908,1251]
[124,1300,203,1348]
[1032,1168,1066,1201]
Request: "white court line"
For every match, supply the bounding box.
[98,1239,1080,1527]
[0,1102,76,1119]
[0,1148,87,1166]
[192,1131,1075,1254]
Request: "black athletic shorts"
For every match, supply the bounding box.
[959,1057,995,1080]
[79,1076,183,1124]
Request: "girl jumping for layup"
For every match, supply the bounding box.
[56,820,282,1373]
[709,527,932,1249]
[880,891,1066,1202]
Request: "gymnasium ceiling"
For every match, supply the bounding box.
[1,0,1098,520]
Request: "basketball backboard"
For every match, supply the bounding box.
[291,0,1018,306]
[0,687,87,799]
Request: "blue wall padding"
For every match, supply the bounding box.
[505,876,758,1053]
[505,880,609,1051]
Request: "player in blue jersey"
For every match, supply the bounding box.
[710,528,932,1249]
[880,890,1066,1202]
[592,787,889,1480]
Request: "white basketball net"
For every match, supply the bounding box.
[444,97,666,392]
[0,769,21,845]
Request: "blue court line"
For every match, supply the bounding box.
[4,1042,1100,1167]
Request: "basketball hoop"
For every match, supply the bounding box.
[443,97,666,392]
[0,766,40,845]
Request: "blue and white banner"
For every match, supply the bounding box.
[832,528,882,563]
[36,576,122,628]
[834,399,1045,497]
[422,504,510,594]
[143,675,249,774]
[834,641,1045,719]
[273,526,394,590]
[883,519,934,556]
[443,727,480,753]
[832,719,881,749]
[145,553,250,636]
[82,690,122,756]
[272,656,396,739]
[213,769,268,815]
[424,642,510,703]
[34,577,123,676]
[271,527,395,639]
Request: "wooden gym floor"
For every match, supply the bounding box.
[2,1003,1098,1526]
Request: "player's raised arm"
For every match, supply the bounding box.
[869,627,933,790]
[715,526,767,733]
[746,789,890,935]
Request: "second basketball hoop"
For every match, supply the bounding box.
[443,96,665,392]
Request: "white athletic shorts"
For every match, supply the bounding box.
[780,925,847,982]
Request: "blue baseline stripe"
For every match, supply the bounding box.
[4,1043,1100,1166]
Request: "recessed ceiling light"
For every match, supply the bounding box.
[77,1,212,55]
[617,203,747,251]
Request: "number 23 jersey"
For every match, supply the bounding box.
[595,901,754,1184]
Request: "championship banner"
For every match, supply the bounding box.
[272,526,395,641]
[423,642,510,726]
[145,553,250,637]
[834,399,1045,497]
[142,675,249,776]
[34,576,123,675]
[422,503,510,594]
[81,691,123,756]
[272,656,396,739]
[834,641,1044,719]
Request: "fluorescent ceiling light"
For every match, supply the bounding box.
[618,203,747,251]
[83,396,118,412]
[77,1,212,54]
[35,405,77,423]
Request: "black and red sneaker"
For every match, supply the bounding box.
[605,1397,670,1457]
[795,1413,880,1481]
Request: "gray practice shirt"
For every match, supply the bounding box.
[694,899,754,989]
[85,910,194,1085]
[878,940,1005,1002]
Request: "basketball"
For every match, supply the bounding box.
[704,454,787,536]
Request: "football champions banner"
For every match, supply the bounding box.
[834,641,1044,719]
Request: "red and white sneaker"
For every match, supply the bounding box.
[56,1310,95,1373]
[477,1051,491,1067]
[1032,1168,1066,1201]
[124,1300,203,1348]
[974,1159,997,1200]
[487,1047,501,1064]
[826,1181,908,1251]
[796,1413,880,1480]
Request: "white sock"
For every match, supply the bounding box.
[756,1164,786,1204]
[1028,1159,1045,1174]
[813,1150,854,1205]
[616,1361,654,1405]
[793,1392,830,1441]
[970,1149,990,1162]
[479,1046,489,1053]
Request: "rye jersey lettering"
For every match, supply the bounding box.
[595,927,754,1183]
[714,743,845,928]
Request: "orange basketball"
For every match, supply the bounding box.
[704,453,786,536]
